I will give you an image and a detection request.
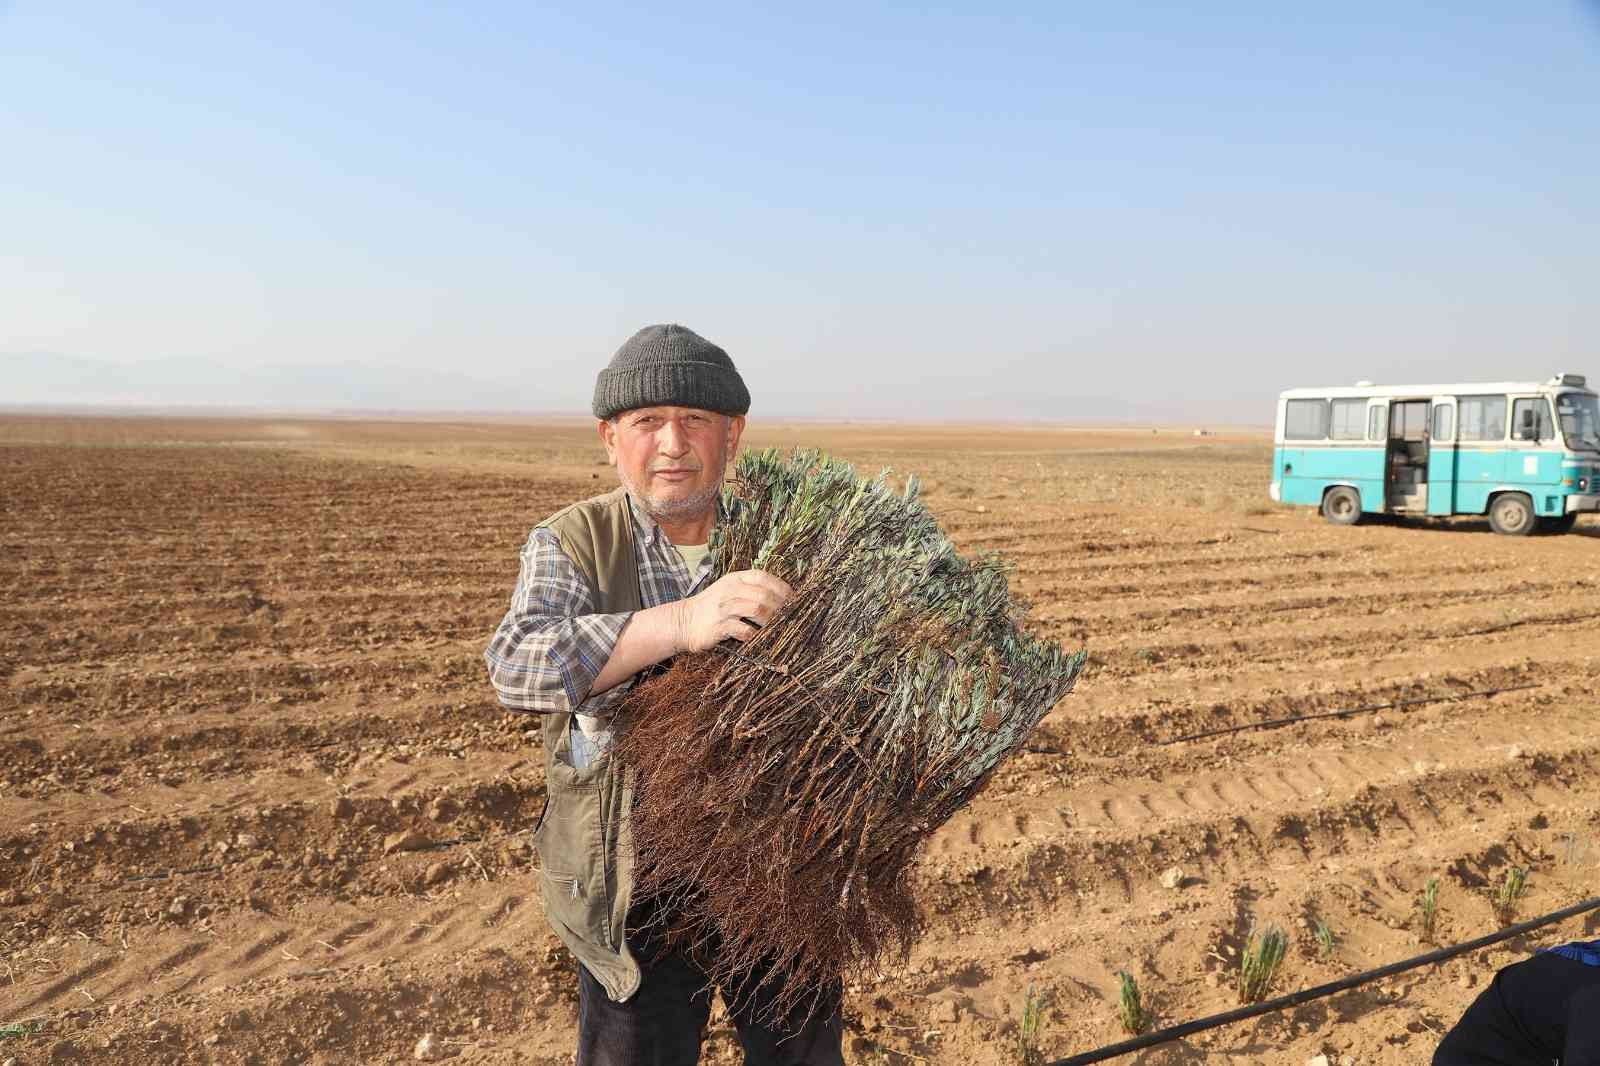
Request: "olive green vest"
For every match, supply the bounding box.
[533,488,644,1001]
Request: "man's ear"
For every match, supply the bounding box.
[725,414,746,456]
[597,418,619,464]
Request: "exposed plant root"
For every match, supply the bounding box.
[615,449,1085,1020]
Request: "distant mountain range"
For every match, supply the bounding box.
[1,352,542,412]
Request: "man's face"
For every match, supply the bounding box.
[598,406,745,522]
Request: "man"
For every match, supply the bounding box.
[484,324,845,1066]
[1434,939,1600,1064]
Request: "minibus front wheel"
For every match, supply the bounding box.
[1321,486,1363,526]
[1488,492,1537,536]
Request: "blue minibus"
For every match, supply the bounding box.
[1271,374,1600,535]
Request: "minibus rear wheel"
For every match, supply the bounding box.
[1488,492,1537,536]
[1321,486,1362,526]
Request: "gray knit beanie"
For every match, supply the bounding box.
[592,324,751,421]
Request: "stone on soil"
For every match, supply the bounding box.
[385,829,431,854]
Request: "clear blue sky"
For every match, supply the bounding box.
[3,2,1597,420]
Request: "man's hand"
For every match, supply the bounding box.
[674,570,793,653]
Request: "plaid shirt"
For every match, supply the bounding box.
[484,494,713,761]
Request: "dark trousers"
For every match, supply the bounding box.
[1434,950,1600,1065]
[575,928,845,1066]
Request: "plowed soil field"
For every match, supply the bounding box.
[4,414,1598,1066]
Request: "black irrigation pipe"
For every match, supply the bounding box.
[1161,683,1540,746]
[1051,895,1600,1065]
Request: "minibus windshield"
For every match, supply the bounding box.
[1556,392,1600,452]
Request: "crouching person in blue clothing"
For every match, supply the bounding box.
[1434,940,1600,1065]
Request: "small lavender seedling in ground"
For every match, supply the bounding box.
[1238,924,1289,1004]
[1115,971,1149,1035]
[1419,876,1441,942]
[1016,984,1046,1066]
[1495,867,1529,923]
[1312,919,1337,961]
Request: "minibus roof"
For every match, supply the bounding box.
[1280,381,1596,401]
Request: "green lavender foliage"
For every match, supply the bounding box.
[1312,919,1337,961]
[1116,971,1150,1034]
[712,448,1085,791]
[1495,867,1529,922]
[1419,876,1441,941]
[1017,985,1047,1066]
[1238,924,1289,1004]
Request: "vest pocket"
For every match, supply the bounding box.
[534,740,613,949]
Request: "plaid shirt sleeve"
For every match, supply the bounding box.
[482,527,636,715]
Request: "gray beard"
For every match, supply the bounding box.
[620,468,724,525]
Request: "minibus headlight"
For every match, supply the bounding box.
[1581,478,1590,491]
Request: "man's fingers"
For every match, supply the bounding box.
[729,588,790,624]
[733,569,794,602]
[689,571,794,649]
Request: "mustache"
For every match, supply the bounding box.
[650,461,704,473]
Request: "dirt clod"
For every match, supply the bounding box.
[384,829,431,855]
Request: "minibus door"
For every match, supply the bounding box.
[1427,397,1457,515]
[1386,400,1430,512]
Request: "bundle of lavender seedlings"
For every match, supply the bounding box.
[614,448,1086,1019]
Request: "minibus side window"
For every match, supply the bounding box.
[1511,398,1555,443]
[1459,396,1507,442]
[1329,399,1365,440]
[1432,404,1454,443]
[1285,399,1328,440]
[1367,405,1385,441]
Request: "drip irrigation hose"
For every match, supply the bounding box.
[1050,895,1600,1066]
[1161,683,1540,746]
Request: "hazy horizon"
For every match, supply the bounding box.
[5,4,1597,421]
[2,350,1278,425]
[0,402,1278,430]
